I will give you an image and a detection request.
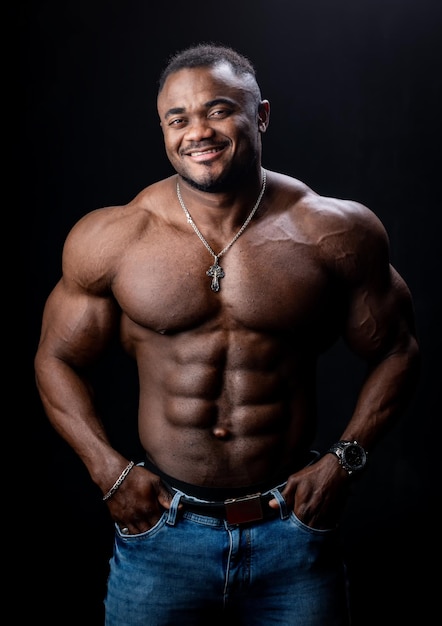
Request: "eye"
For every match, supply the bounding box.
[168,117,186,127]
[208,108,230,119]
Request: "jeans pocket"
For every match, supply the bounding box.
[115,511,168,540]
[288,510,337,535]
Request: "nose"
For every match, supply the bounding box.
[184,117,215,141]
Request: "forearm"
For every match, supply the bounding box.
[35,355,128,491]
[340,336,420,448]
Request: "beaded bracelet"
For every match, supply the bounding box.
[102,461,135,502]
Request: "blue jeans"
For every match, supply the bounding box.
[104,482,350,625]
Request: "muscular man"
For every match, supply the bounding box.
[35,43,420,625]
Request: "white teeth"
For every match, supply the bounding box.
[190,148,217,157]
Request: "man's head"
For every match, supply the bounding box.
[158,43,262,102]
[157,43,269,192]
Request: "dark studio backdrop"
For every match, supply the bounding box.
[24,1,440,624]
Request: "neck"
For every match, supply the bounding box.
[177,168,265,224]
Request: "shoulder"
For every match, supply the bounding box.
[269,170,386,235]
[268,170,390,279]
[62,177,175,291]
[303,194,388,248]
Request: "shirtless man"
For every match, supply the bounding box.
[34,43,420,625]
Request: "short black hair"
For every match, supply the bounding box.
[158,42,261,100]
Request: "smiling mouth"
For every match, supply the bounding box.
[187,146,224,157]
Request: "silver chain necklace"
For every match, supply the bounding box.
[176,170,267,292]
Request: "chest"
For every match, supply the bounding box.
[112,228,342,339]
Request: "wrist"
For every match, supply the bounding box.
[102,461,135,502]
[327,440,367,475]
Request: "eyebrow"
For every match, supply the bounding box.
[164,97,236,120]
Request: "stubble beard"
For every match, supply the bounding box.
[179,155,258,194]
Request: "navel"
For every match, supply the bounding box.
[212,427,231,440]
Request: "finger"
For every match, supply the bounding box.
[268,497,279,509]
[156,486,175,510]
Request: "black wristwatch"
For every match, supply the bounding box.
[327,440,367,475]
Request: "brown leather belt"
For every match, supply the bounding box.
[177,491,279,525]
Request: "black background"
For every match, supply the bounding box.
[24,1,440,624]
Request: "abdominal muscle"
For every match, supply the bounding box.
[131,322,316,488]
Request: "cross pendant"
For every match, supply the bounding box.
[206,259,225,292]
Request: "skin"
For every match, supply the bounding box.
[34,62,420,535]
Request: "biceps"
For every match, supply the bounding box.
[343,266,416,361]
[39,281,119,366]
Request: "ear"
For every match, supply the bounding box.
[258,100,270,133]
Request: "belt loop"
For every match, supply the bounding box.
[270,487,289,520]
[166,490,183,526]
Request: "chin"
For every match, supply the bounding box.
[181,172,224,194]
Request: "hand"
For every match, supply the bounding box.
[105,466,175,535]
[268,455,350,529]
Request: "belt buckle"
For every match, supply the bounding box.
[224,493,263,524]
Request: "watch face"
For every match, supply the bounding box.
[343,444,366,470]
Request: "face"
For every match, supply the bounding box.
[157,63,269,192]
